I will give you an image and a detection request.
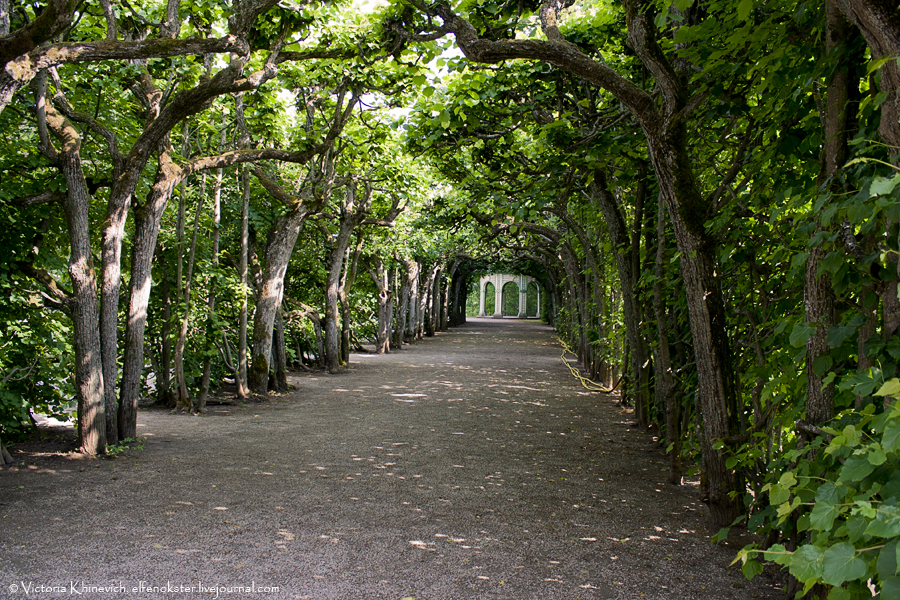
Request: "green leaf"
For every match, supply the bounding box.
[846,514,869,543]
[789,544,825,583]
[790,322,817,347]
[763,544,792,566]
[736,0,753,20]
[884,419,900,453]
[821,542,867,586]
[742,558,763,579]
[827,587,850,600]
[882,578,900,599]
[867,443,888,466]
[810,499,840,531]
[769,483,791,506]
[870,174,900,196]
[816,482,841,503]
[827,321,860,349]
[876,540,899,578]
[779,471,798,488]
[838,456,875,482]
[875,378,900,398]
[865,502,900,538]
[813,354,833,377]
[882,470,900,500]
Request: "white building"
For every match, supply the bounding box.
[477,273,541,318]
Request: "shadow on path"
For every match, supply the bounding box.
[0,318,782,599]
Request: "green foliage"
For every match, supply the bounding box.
[104,437,146,458]
[737,395,900,596]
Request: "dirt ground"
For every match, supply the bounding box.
[0,318,783,600]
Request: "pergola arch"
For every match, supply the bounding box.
[478,273,541,318]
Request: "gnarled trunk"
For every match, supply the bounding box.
[403,259,419,342]
[249,205,309,393]
[37,83,106,454]
[369,258,392,354]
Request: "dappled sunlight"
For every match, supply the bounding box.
[2,320,781,600]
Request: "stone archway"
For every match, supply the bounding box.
[526,281,540,317]
[501,282,519,316]
[481,282,496,316]
[477,273,541,318]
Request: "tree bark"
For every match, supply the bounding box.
[173,175,205,409]
[586,168,650,424]
[339,237,363,364]
[426,264,442,336]
[653,199,680,484]
[807,0,856,426]
[119,153,180,437]
[0,0,77,68]
[369,258,392,354]
[197,134,226,413]
[324,185,370,372]
[272,311,288,392]
[237,165,251,396]
[420,263,439,337]
[393,264,407,349]
[403,259,419,342]
[158,251,174,406]
[248,196,310,393]
[835,0,900,149]
[35,81,107,454]
[59,154,108,454]
[0,436,12,466]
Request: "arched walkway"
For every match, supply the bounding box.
[0,319,783,600]
[477,273,541,318]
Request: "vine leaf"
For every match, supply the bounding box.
[821,543,868,586]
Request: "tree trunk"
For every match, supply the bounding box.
[158,250,174,406]
[173,176,204,409]
[0,436,12,466]
[396,263,411,347]
[836,0,900,150]
[324,193,362,373]
[421,263,439,338]
[370,258,392,354]
[197,147,225,413]
[272,311,288,392]
[427,264,441,336]
[119,177,176,437]
[248,204,309,393]
[236,166,250,397]
[98,198,127,442]
[36,89,107,454]
[807,1,857,426]
[59,134,107,455]
[339,237,363,364]
[653,199,680,484]
[404,259,419,342]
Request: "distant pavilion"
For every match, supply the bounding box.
[477,273,542,318]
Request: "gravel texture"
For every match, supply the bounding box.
[0,318,783,600]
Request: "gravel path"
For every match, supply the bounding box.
[0,318,783,600]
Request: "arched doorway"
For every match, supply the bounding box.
[501,282,519,316]
[526,281,540,317]
[483,282,496,316]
